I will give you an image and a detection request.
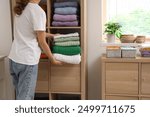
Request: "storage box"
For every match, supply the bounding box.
[139,47,150,57]
[140,51,150,57]
[121,47,137,58]
[106,46,121,58]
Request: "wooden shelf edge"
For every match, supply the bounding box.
[50,92,81,95]
[105,94,139,97]
[35,91,49,93]
[47,27,81,29]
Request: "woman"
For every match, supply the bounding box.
[8,0,62,100]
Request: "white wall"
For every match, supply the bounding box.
[87,0,105,99]
[0,0,14,99]
[0,0,12,55]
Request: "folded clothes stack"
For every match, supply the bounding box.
[140,45,150,57]
[52,32,81,64]
[40,51,48,59]
[52,1,79,26]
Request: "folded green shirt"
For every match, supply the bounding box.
[52,46,81,55]
[54,36,79,42]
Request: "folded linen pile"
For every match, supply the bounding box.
[40,52,48,59]
[140,45,150,57]
[52,32,81,64]
[52,1,79,26]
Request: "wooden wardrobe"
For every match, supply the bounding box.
[10,0,87,100]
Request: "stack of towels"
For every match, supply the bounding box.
[52,1,79,26]
[52,32,81,64]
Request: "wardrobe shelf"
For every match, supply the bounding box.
[48,27,81,29]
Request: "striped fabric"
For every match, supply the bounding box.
[54,36,79,42]
[54,32,79,39]
[55,41,80,46]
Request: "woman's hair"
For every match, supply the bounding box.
[14,0,30,15]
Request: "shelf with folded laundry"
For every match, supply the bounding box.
[52,32,81,64]
[50,28,80,35]
[51,0,80,27]
[140,45,150,57]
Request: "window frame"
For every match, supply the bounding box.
[101,0,150,43]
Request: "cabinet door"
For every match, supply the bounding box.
[106,63,138,94]
[36,61,49,92]
[51,64,80,92]
[141,63,150,94]
[106,96,138,100]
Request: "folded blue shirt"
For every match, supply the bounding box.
[54,2,78,8]
[54,7,77,15]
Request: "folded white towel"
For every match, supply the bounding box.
[53,54,81,64]
[54,32,79,39]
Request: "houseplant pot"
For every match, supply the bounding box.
[104,22,122,43]
[106,34,115,43]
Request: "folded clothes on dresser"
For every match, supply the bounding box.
[140,45,150,57]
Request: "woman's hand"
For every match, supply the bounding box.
[46,33,54,38]
[51,59,63,65]
[46,33,60,38]
[54,33,60,36]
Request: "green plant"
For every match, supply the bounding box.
[104,22,122,38]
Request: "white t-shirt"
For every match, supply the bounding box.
[9,3,46,65]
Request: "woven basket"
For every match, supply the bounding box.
[135,36,145,43]
[120,34,135,43]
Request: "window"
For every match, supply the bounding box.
[103,0,150,42]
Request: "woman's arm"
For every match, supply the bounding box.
[36,31,62,65]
